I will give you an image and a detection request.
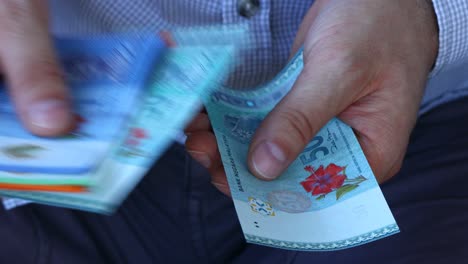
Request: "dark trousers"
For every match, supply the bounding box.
[2,97,468,264]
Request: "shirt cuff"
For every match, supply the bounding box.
[430,0,468,77]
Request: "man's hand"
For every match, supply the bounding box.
[0,0,73,136]
[186,0,439,195]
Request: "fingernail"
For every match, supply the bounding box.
[28,99,70,130]
[188,150,211,168]
[252,141,287,180]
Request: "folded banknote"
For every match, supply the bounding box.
[204,49,399,251]
[0,34,165,187]
[0,41,236,213]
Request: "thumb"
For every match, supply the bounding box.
[0,0,73,136]
[247,51,365,180]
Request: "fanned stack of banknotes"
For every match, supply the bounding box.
[0,27,399,251]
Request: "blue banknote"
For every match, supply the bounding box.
[0,29,398,251]
[204,50,399,251]
[0,45,236,213]
[0,34,165,177]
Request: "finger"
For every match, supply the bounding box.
[289,0,328,57]
[0,0,73,136]
[185,131,221,169]
[338,75,420,182]
[185,130,231,196]
[184,113,211,134]
[247,50,368,180]
[210,168,231,196]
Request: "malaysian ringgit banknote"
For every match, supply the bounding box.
[204,50,399,251]
[0,44,236,213]
[0,34,164,187]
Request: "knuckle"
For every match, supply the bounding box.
[381,155,404,183]
[390,158,404,176]
[366,144,388,181]
[368,134,405,182]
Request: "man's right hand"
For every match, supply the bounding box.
[0,0,73,136]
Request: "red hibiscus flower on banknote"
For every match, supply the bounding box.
[125,128,149,147]
[131,128,148,139]
[119,127,150,158]
[300,164,346,196]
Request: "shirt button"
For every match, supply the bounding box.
[237,0,260,18]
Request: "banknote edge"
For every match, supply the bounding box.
[0,191,115,214]
[244,223,400,251]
